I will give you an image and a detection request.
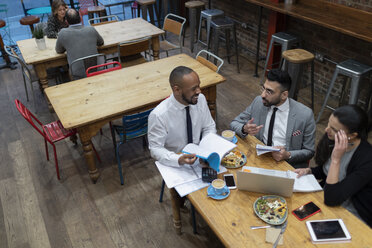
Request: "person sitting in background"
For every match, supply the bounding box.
[45,0,69,38]
[230,69,315,168]
[55,8,104,79]
[295,105,372,228]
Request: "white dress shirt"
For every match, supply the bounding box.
[263,98,289,147]
[148,93,216,167]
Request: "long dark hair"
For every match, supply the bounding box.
[315,105,369,166]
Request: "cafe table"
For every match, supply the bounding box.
[17,18,164,94]
[45,54,225,183]
[169,135,372,247]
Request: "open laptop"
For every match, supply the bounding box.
[236,167,295,197]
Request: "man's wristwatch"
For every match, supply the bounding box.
[241,125,247,135]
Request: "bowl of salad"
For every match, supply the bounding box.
[253,195,288,225]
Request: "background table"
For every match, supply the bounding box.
[17,18,164,93]
[45,54,225,183]
[170,135,372,247]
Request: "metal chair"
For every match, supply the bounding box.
[15,99,101,180]
[160,13,186,57]
[88,15,119,26]
[118,36,152,68]
[70,53,106,80]
[86,61,122,77]
[111,108,153,185]
[5,46,39,109]
[196,49,224,72]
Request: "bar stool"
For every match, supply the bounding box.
[261,32,300,84]
[197,9,224,48]
[316,59,372,123]
[87,5,107,20]
[281,49,314,110]
[185,1,205,52]
[137,0,160,27]
[210,16,239,73]
[19,15,40,33]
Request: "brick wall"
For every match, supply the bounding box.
[201,0,372,104]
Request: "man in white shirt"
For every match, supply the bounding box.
[230,69,315,168]
[148,66,216,167]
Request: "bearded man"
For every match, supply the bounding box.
[230,69,315,168]
[148,66,216,167]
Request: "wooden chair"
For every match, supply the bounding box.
[69,53,106,80]
[88,14,119,26]
[14,99,101,180]
[111,108,153,185]
[196,49,224,72]
[78,0,106,25]
[117,36,152,68]
[160,13,186,57]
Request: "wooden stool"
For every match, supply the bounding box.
[19,15,40,33]
[281,49,314,110]
[87,5,107,20]
[0,19,16,70]
[137,0,160,27]
[185,1,205,52]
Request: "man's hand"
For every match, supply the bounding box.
[178,153,197,165]
[242,118,264,135]
[293,168,311,178]
[271,146,290,162]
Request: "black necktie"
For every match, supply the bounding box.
[267,107,278,146]
[186,106,193,143]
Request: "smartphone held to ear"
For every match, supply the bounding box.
[223,174,236,189]
[292,201,321,221]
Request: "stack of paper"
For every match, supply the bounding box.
[156,160,227,197]
[256,144,280,156]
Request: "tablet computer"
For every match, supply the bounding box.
[306,219,351,243]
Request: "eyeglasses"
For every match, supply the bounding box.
[260,85,275,96]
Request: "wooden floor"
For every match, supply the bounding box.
[0,36,369,248]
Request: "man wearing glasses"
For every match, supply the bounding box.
[230,69,315,168]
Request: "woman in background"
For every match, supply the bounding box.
[295,105,372,228]
[45,0,69,38]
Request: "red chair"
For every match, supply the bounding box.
[15,99,101,180]
[86,61,122,77]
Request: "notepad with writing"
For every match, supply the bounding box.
[182,133,236,172]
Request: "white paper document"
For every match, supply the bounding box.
[256,144,280,156]
[155,160,227,190]
[175,179,209,197]
[242,166,322,193]
[287,171,323,192]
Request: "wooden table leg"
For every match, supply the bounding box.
[33,63,53,110]
[78,127,100,183]
[170,188,182,235]
[152,36,160,60]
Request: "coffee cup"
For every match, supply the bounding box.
[222,130,235,142]
[211,179,226,195]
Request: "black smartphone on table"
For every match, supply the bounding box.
[292,201,321,221]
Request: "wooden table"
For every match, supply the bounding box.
[17,18,164,93]
[246,0,372,76]
[45,54,225,183]
[170,135,372,246]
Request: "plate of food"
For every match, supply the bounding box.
[253,195,288,225]
[221,149,247,168]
